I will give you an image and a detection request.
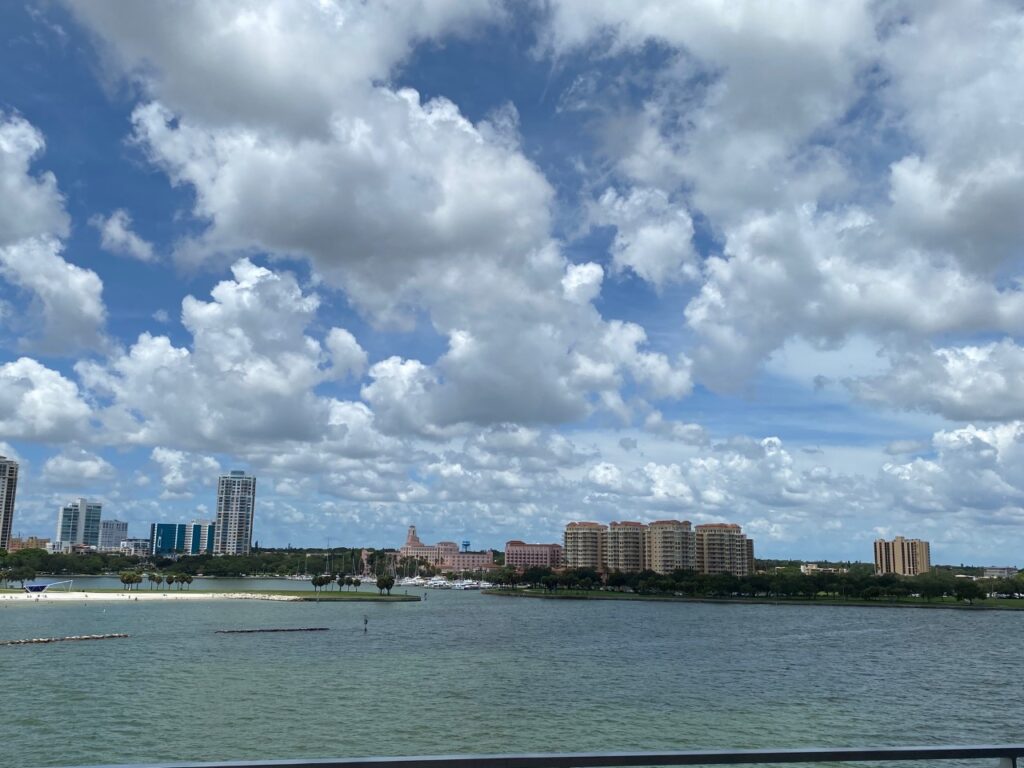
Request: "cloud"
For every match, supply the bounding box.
[850,340,1024,421]
[67,2,692,437]
[643,411,708,445]
[150,447,220,498]
[325,328,368,380]
[882,423,1024,520]
[885,439,930,456]
[0,113,68,246]
[562,262,604,304]
[76,259,370,451]
[684,207,1024,389]
[0,358,92,442]
[0,114,107,354]
[41,449,115,485]
[883,4,1024,274]
[90,209,156,261]
[591,186,699,286]
[0,236,108,354]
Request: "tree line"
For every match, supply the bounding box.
[0,546,392,579]
[489,566,1007,605]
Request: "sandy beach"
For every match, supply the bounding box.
[0,590,301,603]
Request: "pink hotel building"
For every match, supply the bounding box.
[399,526,497,572]
[504,540,564,569]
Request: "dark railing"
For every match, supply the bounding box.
[68,745,1024,768]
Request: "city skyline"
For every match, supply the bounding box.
[3,3,1024,563]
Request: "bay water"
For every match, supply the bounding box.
[1,582,1021,768]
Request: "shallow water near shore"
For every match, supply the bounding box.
[2,586,1022,768]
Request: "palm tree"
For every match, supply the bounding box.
[182,574,193,590]
[165,574,176,590]
[147,573,158,590]
[154,574,164,590]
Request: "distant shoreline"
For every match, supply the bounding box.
[0,589,419,604]
[482,588,1023,610]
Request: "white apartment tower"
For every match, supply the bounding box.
[0,456,17,551]
[214,471,256,555]
[57,498,103,548]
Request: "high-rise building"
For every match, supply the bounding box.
[99,520,129,552]
[645,520,696,574]
[0,456,17,551]
[605,521,647,573]
[214,471,256,555]
[563,520,754,576]
[874,536,930,576]
[151,520,217,556]
[184,520,216,555]
[694,523,754,576]
[504,541,564,570]
[56,498,102,548]
[151,523,186,555]
[563,522,607,569]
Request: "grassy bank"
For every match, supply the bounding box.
[483,588,1024,610]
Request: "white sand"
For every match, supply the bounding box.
[0,590,301,603]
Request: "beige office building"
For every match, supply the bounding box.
[874,536,930,576]
[645,520,696,574]
[563,522,607,569]
[605,521,647,573]
[695,523,755,576]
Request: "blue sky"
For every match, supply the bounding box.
[2,1,1024,564]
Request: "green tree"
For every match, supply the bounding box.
[954,579,985,605]
[165,574,176,590]
[8,566,35,587]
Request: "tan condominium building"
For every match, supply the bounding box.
[564,520,754,576]
[605,521,647,573]
[645,520,696,574]
[563,522,607,569]
[695,523,755,577]
[874,536,930,576]
[505,541,564,569]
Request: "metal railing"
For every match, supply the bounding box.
[68,745,1024,768]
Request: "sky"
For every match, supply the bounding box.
[1,1,1023,564]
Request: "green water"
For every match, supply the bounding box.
[1,588,1021,768]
